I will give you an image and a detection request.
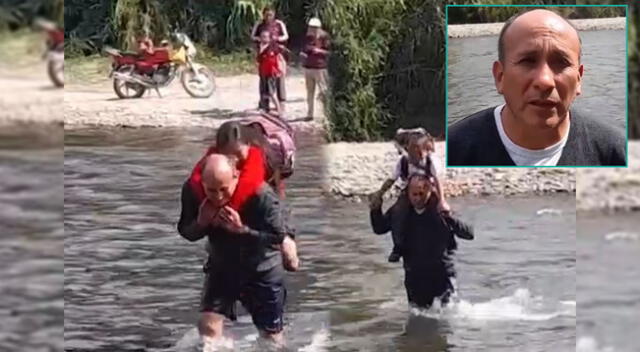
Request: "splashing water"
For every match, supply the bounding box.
[536,208,563,216]
[577,336,616,352]
[604,231,639,242]
[410,288,571,322]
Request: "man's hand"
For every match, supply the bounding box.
[368,191,383,210]
[219,206,247,234]
[197,199,219,227]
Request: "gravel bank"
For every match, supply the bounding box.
[63,69,325,135]
[577,141,640,212]
[448,17,626,38]
[323,141,575,200]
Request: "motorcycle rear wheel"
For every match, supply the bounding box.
[113,67,146,99]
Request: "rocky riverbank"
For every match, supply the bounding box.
[577,141,640,212]
[322,141,576,201]
[448,17,626,38]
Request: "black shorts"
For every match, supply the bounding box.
[201,265,286,333]
[404,269,454,309]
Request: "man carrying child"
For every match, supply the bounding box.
[369,174,474,309]
[370,131,451,262]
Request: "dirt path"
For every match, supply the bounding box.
[0,66,64,126]
[63,68,325,135]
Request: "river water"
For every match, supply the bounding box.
[62,128,575,351]
[577,213,640,352]
[448,30,627,131]
[0,130,63,351]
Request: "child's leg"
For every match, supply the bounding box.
[258,75,270,111]
[268,78,281,114]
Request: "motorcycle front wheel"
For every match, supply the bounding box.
[48,57,64,88]
[113,67,146,99]
[181,65,215,98]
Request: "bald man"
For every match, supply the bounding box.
[177,154,288,345]
[370,175,474,310]
[448,9,625,166]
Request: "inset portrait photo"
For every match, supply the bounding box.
[446,5,628,167]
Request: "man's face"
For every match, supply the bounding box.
[408,179,430,210]
[308,26,319,36]
[493,10,584,129]
[202,170,238,208]
[264,10,275,22]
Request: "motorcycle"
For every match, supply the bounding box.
[35,19,64,87]
[104,32,215,99]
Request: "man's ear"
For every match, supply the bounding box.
[492,60,504,95]
[576,63,584,96]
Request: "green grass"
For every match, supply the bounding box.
[0,30,44,69]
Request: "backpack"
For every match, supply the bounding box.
[239,112,296,180]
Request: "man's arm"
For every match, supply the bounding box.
[369,196,391,235]
[443,215,474,240]
[177,182,209,242]
[276,20,289,42]
[244,191,286,246]
[251,22,261,42]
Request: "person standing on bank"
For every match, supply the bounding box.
[447,9,625,166]
[252,6,289,112]
[300,17,330,120]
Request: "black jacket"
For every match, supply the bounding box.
[177,181,286,273]
[447,106,626,166]
[370,203,473,276]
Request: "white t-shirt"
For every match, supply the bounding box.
[494,104,569,166]
[390,154,440,188]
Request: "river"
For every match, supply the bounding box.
[61,127,575,351]
[577,213,640,352]
[448,30,626,131]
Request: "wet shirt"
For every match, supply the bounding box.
[177,182,286,273]
[401,207,454,276]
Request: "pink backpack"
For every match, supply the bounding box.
[240,112,296,179]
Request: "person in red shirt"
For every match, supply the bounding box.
[188,121,299,271]
[257,30,287,115]
[251,6,289,110]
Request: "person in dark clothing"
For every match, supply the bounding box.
[447,9,625,166]
[371,133,450,263]
[177,154,288,345]
[370,175,474,309]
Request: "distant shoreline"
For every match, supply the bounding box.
[448,17,626,38]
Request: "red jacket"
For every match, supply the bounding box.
[188,146,266,211]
